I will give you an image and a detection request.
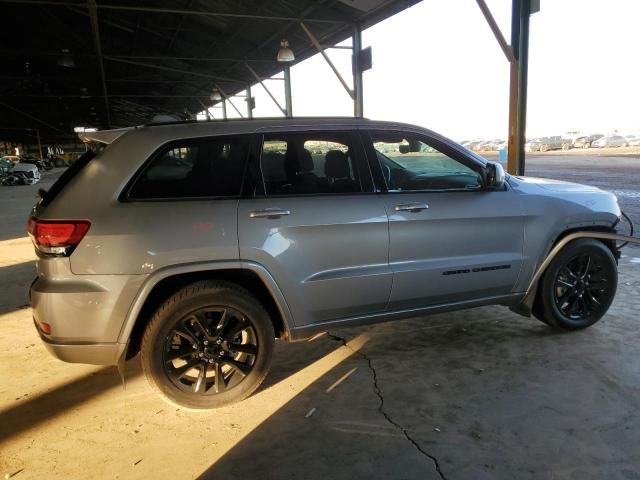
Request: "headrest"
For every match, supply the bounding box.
[300,149,314,173]
[324,150,349,178]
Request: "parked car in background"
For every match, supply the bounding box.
[0,157,14,176]
[625,135,640,147]
[465,140,485,151]
[20,156,53,171]
[592,135,628,148]
[573,134,604,149]
[478,139,505,151]
[1,155,20,164]
[525,136,564,152]
[2,162,40,185]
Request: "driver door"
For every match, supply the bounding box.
[362,129,525,310]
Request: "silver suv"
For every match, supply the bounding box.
[28,118,629,409]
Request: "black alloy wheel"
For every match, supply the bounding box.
[553,254,612,320]
[535,239,617,330]
[141,281,274,409]
[163,306,258,395]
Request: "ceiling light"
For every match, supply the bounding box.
[57,49,75,68]
[277,39,295,63]
[210,89,222,101]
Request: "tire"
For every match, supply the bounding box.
[140,281,275,410]
[540,144,549,152]
[562,143,570,151]
[535,239,617,330]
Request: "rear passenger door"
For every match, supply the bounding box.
[238,129,391,327]
[72,135,249,275]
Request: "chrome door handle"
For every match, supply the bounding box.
[249,208,291,219]
[394,203,429,213]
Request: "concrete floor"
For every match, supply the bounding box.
[1,158,639,480]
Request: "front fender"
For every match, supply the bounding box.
[512,231,640,316]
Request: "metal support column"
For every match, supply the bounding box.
[283,64,292,117]
[35,128,43,160]
[506,0,520,175]
[352,24,363,117]
[246,85,253,118]
[516,0,531,176]
[87,0,111,128]
[221,98,227,119]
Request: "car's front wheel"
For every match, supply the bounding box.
[141,281,274,410]
[535,239,617,330]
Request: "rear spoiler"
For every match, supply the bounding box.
[78,127,133,145]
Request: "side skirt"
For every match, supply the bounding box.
[288,293,524,341]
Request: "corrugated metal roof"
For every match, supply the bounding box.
[0,0,420,141]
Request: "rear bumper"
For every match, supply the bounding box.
[30,257,146,365]
[38,327,127,365]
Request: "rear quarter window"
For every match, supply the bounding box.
[39,149,98,207]
[126,135,250,200]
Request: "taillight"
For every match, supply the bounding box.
[27,217,90,256]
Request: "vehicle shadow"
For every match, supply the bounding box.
[0,261,35,314]
[0,361,142,445]
[197,306,640,480]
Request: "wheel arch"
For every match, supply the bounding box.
[511,227,640,317]
[120,262,295,361]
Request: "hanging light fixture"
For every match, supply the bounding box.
[210,88,222,101]
[57,49,75,68]
[276,39,295,63]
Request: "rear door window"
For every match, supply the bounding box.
[259,131,371,196]
[128,135,250,199]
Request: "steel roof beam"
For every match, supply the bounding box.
[0,101,66,132]
[475,0,516,64]
[244,63,287,116]
[0,94,221,98]
[104,57,242,83]
[300,22,354,99]
[0,0,346,23]
[0,50,274,64]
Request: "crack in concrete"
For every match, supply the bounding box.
[327,332,449,480]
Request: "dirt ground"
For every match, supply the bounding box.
[1,154,639,480]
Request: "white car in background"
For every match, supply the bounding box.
[592,135,628,148]
[1,162,41,185]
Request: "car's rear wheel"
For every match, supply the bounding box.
[540,144,549,152]
[535,239,617,330]
[141,281,274,410]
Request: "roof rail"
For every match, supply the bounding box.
[143,116,368,127]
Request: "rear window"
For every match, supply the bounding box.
[39,149,97,208]
[127,135,250,200]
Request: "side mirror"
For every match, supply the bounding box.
[398,144,410,154]
[485,161,505,189]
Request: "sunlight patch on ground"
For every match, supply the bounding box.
[0,237,35,267]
